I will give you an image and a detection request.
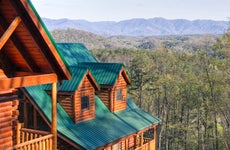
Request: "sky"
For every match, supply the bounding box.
[30,0,230,22]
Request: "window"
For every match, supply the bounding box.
[116,89,122,101]
[81,96,89,110]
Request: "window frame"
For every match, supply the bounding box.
[81,95,90,110]
[116,89,123,101]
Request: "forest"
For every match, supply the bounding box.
[90,31,230,150]
[51,29,230,150]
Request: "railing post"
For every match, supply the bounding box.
[16,123,22,144]
[135,134,138,148]
[125,138,129,150]
[51,82,57,150]
[140,132,144,146]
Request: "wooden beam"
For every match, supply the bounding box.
[0,89,14,94]
[14,72,41,76]
[0,73,58,90]
[51,82,57,150]
[0,16,21,50]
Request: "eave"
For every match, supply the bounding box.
[0,0,71,83]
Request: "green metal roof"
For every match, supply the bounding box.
[56,43,97,66]
[44,62,131,91]
[78,62,126,86]
[24,86,160,150]
[43,66,97,92]
[115,97,160,131]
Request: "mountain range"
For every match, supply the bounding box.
[43,17,229,36]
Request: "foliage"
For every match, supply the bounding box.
[52,28,229,149]
[91,31,230,150]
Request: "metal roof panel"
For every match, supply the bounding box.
[24,86,160,149]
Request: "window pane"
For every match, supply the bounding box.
[116,89,122,101]
[81,96,89,110]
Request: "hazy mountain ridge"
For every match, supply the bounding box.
[43,17,229,36]
[50,28,218,53]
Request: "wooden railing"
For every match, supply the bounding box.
[135,138,155,150]
[5,124,53,150]
[11,134,53,150]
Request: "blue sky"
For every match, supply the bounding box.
[30,0,230,22]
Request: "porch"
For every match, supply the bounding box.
[6,123,53,150]
[134,138,156,150]
[102,125,157,150]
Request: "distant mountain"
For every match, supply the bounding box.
[43,18,229,36]
[50,28,136,50]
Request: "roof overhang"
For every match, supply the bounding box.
[0,0,71,91]
[121,67,131,85]
[86,70,100,91]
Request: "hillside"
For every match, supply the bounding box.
[50,29,136,50]
[51,28,219,52]
[49,19,230,150]
[44,17,229,36]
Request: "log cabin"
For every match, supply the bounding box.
[43,66,100,124]
[0,0,161,149]
[77,62,131,113]
[18,43,161,149]
[0,0,71,150]
[52,43,133,113]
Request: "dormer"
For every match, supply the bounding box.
[45,66,99,123]
[78,63,131,112]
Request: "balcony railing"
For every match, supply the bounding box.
[5,123,53,150]
[135,138,156,150]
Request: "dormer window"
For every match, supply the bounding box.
[81,95,89,110]
[116,89,122,101]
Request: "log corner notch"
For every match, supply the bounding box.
[0,16,21,50]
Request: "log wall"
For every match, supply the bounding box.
[74,76,95,123]
[112,73,127,112]
[0,96,19,149]
[57,96,74,120]
[96,89,110,110]
[0,69,7,78]
[97,73,128,113]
